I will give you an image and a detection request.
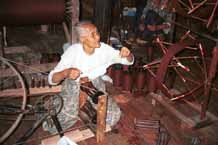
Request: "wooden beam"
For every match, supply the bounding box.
[0,62,57,78]
[0,85,61,97]
[4,46,30,54]
[149,92,196,128]
[170,89,218,121]
[96,95,107,143]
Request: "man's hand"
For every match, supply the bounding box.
[120,47,131,58]
[51,68,81,84]
[120,47,133,62]
[80,77,90,84]
[65,68,81,80]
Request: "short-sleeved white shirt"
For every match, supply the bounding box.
[48,42,134,85]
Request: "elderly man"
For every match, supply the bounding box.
[44,22,134,133]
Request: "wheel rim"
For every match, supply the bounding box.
[35,94,63,116]
[0,57,27,143]
[147,41,211,103]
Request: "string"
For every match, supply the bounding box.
[0,56,49,75]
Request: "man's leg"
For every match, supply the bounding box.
[43,79,80,134]
[92,77,122,126]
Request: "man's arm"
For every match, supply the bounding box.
[51,68,81,84]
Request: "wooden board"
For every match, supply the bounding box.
[170,89,218,122]
[4,46,30,54]
[41,129,94,145]
[0,85,61,97]
[149,91,218,130]
[41,125,111,145]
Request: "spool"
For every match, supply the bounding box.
[122,65,129,71]
[113,65,123,88]
[135,69,146,90]
[122,71,133,92]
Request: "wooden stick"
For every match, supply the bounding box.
[188,0,194,8]
[206,0,218,28]
[3,26,7,47]
[188,0,207,14]
[155,40,198,50]
[178,0,190,10]
[96,95,107,143]
[189,15,207,23]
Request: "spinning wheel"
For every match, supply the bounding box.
[143,0,218,121]
[0,56,27,143]
[146,38,218,120]
[147,41,202,99]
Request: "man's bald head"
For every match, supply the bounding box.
[75,21,97,38]
[75,21,101,53]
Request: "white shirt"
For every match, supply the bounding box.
[48,42,134,85]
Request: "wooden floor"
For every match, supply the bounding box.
[2,84,218,145]
[76,87,218,145]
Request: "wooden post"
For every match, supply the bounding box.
[62,22,71,44]
[201,46,218,119]
[70,0,80,44]
[96,95,107,143]
[0,27,4,57]
[3,26,7,47]
[94,0,112,43]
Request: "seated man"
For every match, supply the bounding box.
[44,21,134,133]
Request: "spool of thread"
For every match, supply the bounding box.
[122,65,129,71]
[122,71,133,92]
[135,70,146,90]
[113,68,123,88]
[31,76,35,88]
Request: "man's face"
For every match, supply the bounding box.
[82,25,101,50]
